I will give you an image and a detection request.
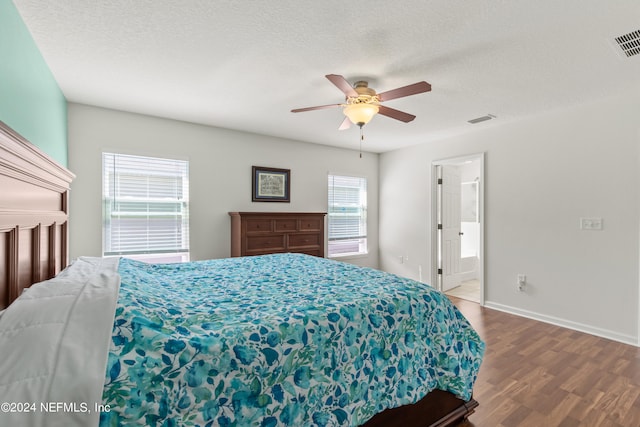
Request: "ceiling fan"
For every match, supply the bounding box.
[291,74,432,130]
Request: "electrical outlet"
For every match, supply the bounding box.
[517,274,526,291]
[580,217,603,230]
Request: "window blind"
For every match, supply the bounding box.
[328,175,367,256]
[102,153,189,258]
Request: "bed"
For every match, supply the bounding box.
[0,121,484,426]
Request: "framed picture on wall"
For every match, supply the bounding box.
[252,166,290,202]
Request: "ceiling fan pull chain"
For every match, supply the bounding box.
[359,125,364,158]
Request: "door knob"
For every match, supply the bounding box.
[459,232,464,236]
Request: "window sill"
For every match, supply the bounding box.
[328,252,369,261]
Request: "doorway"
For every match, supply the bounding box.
[432,153,484,305]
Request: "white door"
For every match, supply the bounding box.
[441,165,462,291]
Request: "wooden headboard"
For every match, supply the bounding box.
[0,121,75,309]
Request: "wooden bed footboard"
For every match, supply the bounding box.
[0,121,75,309]
[363,390,478,427]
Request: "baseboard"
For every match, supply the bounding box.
[484,301,638,347]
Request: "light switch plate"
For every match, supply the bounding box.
[580,217,603,230]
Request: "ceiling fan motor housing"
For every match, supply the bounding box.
[351,81,378,103]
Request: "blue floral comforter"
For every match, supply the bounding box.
[99,253,484,426]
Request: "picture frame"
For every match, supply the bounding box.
[252,166,290,202]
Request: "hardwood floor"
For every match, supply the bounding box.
[449,296,640,427]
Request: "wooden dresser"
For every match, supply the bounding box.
[229,212,326,258]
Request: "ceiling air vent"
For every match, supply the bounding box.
[467,114,495,124]
[614,30,640,58]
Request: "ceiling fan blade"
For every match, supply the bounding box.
[338,116,351,130]
[291,103,342,113]
[326,74,358,97]
[377,81,431,102]
[377,105,416,123]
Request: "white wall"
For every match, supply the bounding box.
[67,103,379,269]
[380,92,640,345]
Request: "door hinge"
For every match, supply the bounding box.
[437,178,443,185]
[437,268,443,275]
[437,224,442,230]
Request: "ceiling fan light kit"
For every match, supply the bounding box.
[343,103,380,127]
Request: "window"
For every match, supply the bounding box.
[328,174,367,257]
[102,153,189,263]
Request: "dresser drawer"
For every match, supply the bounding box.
[246,234,286,251]
[245,218,272,233]
[288,233,321,248]
[299,218,322,232]
[274,219,297,232]
[290,248,322,257]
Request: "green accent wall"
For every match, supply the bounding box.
[0,0,67,166]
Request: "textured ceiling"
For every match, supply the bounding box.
[12,0,640,153]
